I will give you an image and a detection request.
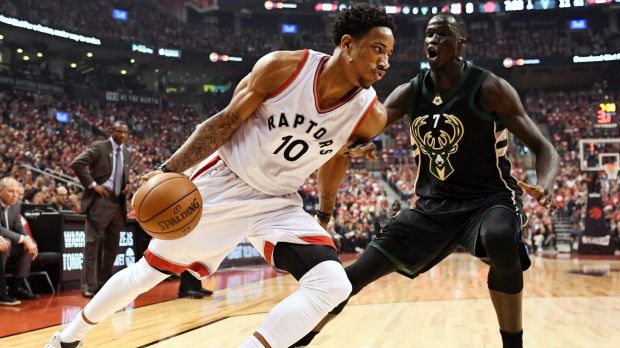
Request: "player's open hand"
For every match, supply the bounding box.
[517,181,557,214]
[345,140,377,160]
[140,169,163,183]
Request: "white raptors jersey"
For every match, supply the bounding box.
[218,49,378,196]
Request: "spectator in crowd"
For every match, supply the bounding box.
[390,199,401,217]
[50,185,73,212]
[23,188,44,204]
[71,121,131,298]
[16,182,25,202]
[0,177,39,305]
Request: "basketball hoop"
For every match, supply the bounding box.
[602,162,619,181]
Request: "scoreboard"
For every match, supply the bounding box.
[596,102,617,128]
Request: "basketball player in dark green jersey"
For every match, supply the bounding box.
[292,13,559,348]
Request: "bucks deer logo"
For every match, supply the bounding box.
[411,114,464,181]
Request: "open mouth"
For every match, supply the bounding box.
[374,70,385,80]
[427,47,438,61]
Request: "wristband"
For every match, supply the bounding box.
[158,163,172,173]
[315,210,333,223]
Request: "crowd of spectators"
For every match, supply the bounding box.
[299,169,391,253]
[0,88,217,215]
[4,84,620,254]
[3,0,619,62]
[2,56,620,255]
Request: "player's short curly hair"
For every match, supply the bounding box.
[330,4,396,46]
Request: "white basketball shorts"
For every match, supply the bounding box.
[144,155,335,278]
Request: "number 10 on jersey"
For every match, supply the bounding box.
[273,135,309,162]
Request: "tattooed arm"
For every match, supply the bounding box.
[143,50,307,178]
[316,101,387,227]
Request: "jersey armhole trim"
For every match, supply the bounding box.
[350,95,379,138]
[267,49,310,99]
[408,74,422,119]
[469,71,496,122]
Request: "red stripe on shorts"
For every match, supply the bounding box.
[144,249,211,277]
[264,241,276,265]
[187,262,211,278]
[190,156,221,181]
[264,236,336,266]
[300,236,336,250]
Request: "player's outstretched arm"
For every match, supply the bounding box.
[155,51,306,176]
[339,83,410,160]
[383,82,411,130]
[480,74,560,208]
[316,102,387,227]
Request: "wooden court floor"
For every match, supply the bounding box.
[1,253,619,347]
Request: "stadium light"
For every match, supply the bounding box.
[450,3,462,14]
[0,34,3,40]
[70,63,77,68]
[120,69,127,75]
[16,48,23,53]
[155,68,159,73]
[384,6,401,14]
[158,48,181,58]
[0,14,101,45]
[86,52,93,58]
[36,52,43,58]
[130,58,136,64]
[22,55,29,61]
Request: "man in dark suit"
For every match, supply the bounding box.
[71,121,131,297]
[0,177,39,305]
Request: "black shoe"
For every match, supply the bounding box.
[82,290,96,298]
[199,288,214,296]
[178,289,204,299]
[9,286,39,300]
[0,293,21,306]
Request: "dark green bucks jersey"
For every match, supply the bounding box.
[408,62,523,203]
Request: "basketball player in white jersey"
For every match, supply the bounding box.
[46,4,395,348]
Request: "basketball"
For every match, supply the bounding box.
[133,173,203,240]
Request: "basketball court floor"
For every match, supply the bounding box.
[1,253,619,347]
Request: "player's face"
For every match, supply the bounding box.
[424,17,462,69]
[111,124,129,145]
[349,26,394,89]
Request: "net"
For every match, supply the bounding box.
[602,162,619,181]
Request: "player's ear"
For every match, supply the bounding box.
[340,34,353,51]
[340,34,355,62]
[457,37,467,50]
